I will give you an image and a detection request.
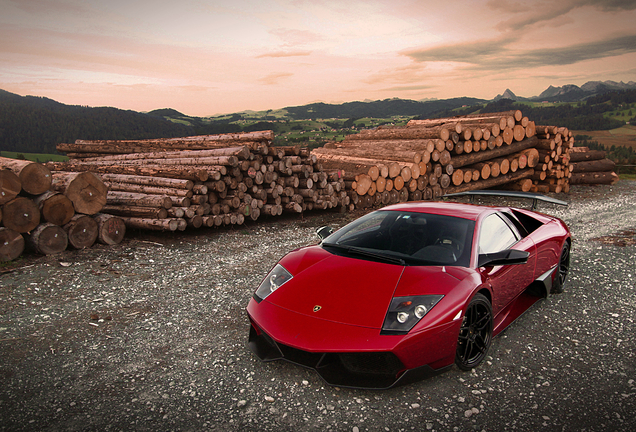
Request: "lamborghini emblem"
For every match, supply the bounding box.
[313,305,322,312]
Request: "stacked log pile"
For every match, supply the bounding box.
[568,147,619,185]
[49,131,349,232]
[0,157,118,261]
[529,125,574,194]
[314,110,574,208]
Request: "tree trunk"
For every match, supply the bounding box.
[33,191,75,226]
[0,227,24,261]
[63,214,98,249]
[99,173,194,189]
[2,197,40,233]
[121,217,182,231]
[569,171,619,185]
[51,171,108,215]
[106,191,173,208]
[448,136,538,169]
[100,205,168,219]
[93,213,126,245]
[571,159,616,173]
[27,223,68,255]
[0,157,52,195]
[46,162,211,182]
[0,169,21,205]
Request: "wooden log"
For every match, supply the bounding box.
[348,125,454,141]
[568,149,606,162]
[0,157,52,195]
[106,191,173,209]
[104,181,193,198]
[63,214,98,249]
[93,213,126,244]
[569,171,619,185]
[46,162,210,182]
[571,159,616,173]
[99,173,194,189]
[447,136,538,169]
[100,205,168,219]
[0,227,24,261]
[444,168,535,195]
[27,223,68,255]
[51,172,108,215]
[2,197,40,233]
[121,217,181,231]
[0,169,21,205]
[33,191,75,226]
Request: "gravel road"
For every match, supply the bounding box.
[1,181,635,432]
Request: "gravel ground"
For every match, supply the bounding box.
[1,181,635,432]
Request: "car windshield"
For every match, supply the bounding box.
[322,210,475,267]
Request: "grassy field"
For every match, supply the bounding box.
[0,151,68,163]
[572,125,636,149]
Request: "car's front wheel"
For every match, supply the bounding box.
[455,293,493,371]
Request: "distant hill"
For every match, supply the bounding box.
[2,80,636,155]
[283,97,486,120]
[0,90,192,154]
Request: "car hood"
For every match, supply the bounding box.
[263,246,460,329]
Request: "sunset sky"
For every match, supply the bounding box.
[2,0,636,117]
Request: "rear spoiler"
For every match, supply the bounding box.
[443,190,568,210]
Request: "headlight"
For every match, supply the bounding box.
[254,264,293,301]
[382,295,443,334]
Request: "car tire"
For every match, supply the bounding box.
[551,241,570,294]
[455,293,493,371]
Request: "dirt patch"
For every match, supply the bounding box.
[592,229,636,246]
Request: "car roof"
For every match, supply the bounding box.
[380,200,499,221]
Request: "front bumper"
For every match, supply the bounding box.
[248,320,449,389]
[246,298,460,389]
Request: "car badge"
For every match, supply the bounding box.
[313,305,322,312]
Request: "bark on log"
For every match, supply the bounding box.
[104,182,193,197]
[27,223,68,255]
[51,171,108,215]
[0,169,21,205]
[0,157,52,195]
[106,191,173,209]
[33,191,75,226]
[63,214,98,249]
[569,171,619,185]
[568,149,606,162]
[121,217,181,231]
[571,159,616,173]
[348,125,454,141]
[46,162,210,182]
[100,205,168,219]
[93,213,126,244]
[99,173,194,189]
[2,197,40,233]
[0,227,24,262]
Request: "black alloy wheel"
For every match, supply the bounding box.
[455,293,493,371]
[551,241,570,294]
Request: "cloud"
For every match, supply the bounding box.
[402,33,636,71]
[258,72,293,85]
[490,0,636,32]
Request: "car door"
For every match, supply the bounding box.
[477,213,537,315]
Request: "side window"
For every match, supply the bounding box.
[479,214,519,254]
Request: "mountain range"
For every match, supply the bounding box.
[492,80,636,103]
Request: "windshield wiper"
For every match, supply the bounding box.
[322,243,405,266]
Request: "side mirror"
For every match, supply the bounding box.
[478,249,529,267]
[316,226,334,240]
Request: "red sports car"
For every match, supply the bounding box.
[246,192,571,389]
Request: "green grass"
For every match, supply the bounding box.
[0,151,68,163]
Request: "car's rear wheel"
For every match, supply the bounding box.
[455,293,493,371]
[551,241,570,294]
